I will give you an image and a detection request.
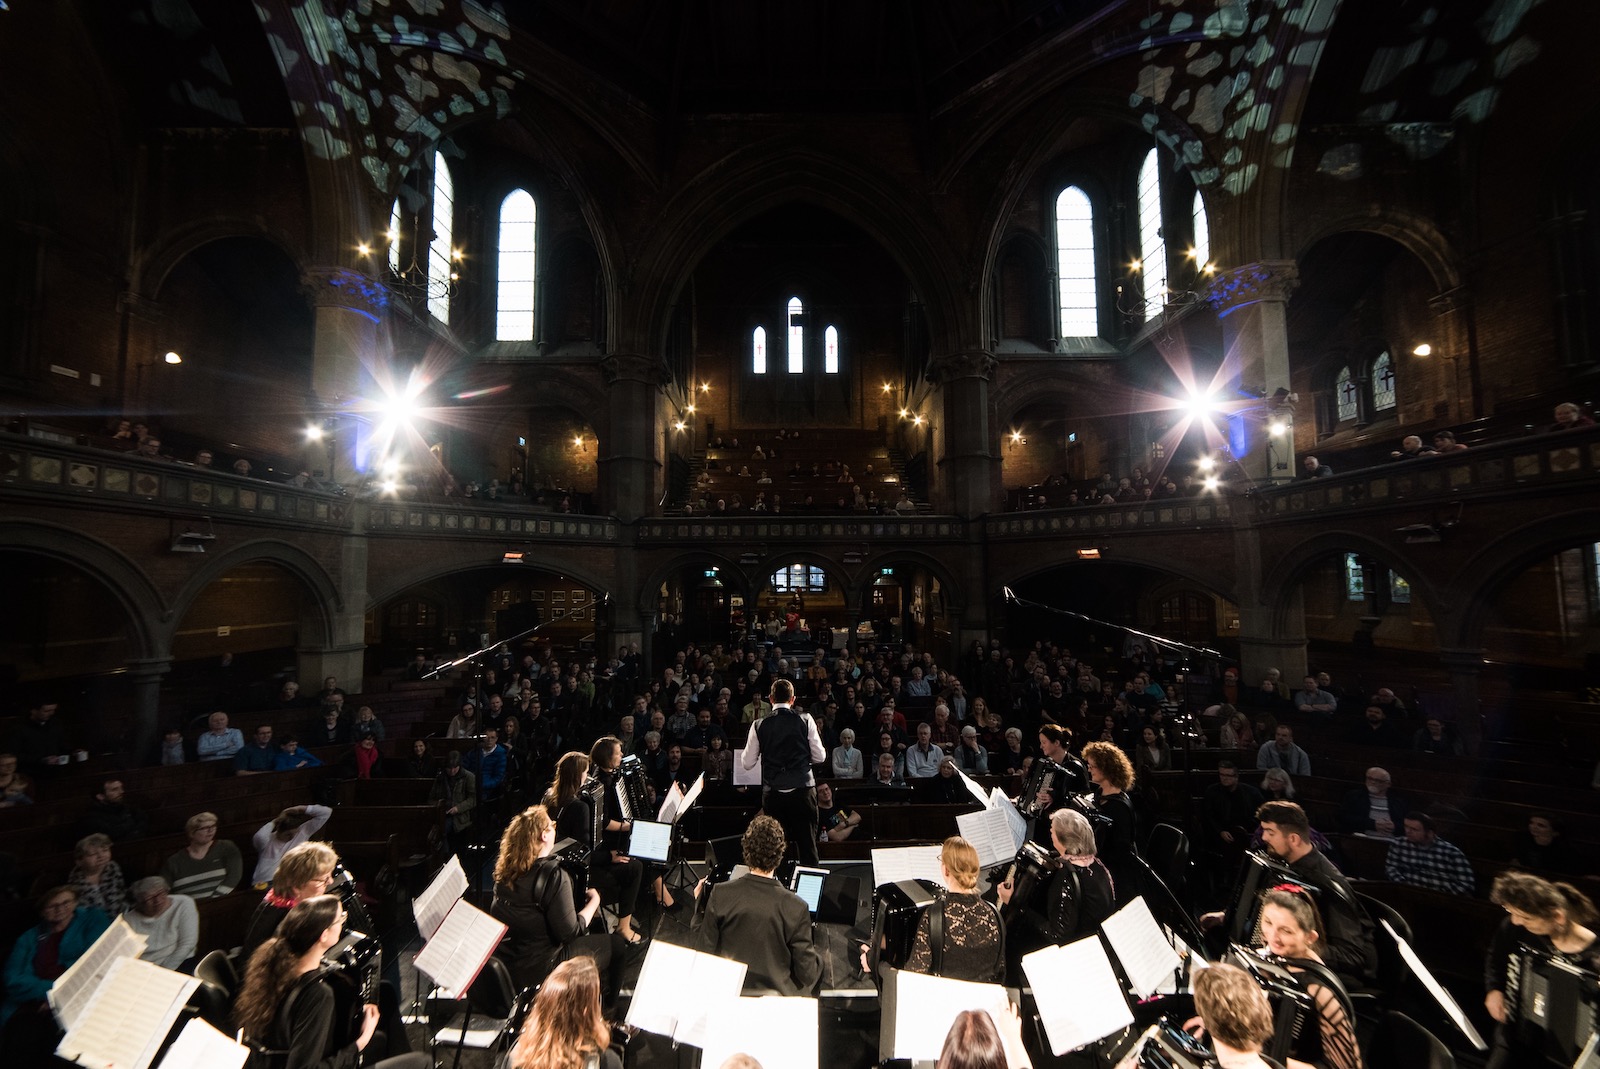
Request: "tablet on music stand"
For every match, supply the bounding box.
[629,819,674,863]
[790,866,828,913]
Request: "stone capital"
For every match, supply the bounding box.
[117,292,165,324]
[600,353,668,388]
[301,266,391,322]
[1428,287,1469,316]
[1205,260,1300,315]
[928,350,997,383]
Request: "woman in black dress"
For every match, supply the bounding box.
[233,895,427,1069]
[1081,740,1139,905]
[1483,871,1600,1069]
[489,805,622,1002]
[547,749,645,943]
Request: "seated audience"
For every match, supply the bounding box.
[350,705,386,743]
[1293,675,1337,716]
[1385,812,1475,895]
[0,754,32,808]
[67,833,127,919]
[196,711,245,761]
[1133,725,1172,775]
[234,724,279,775]
[816,782,861,843]
[161,811,244,900]
[273,736,322,771]
[79,777,147,842]
[1412,715,1463,756]
[125,876,198,970]
[160,727,186,766]
[1334,766,1409,837]
[830,728,863,779]
[1256,725,1311,776]
[954,724,989,775]
[1514,813,1585,876]
[1345,703,1405,749]
[0,887,110,1051]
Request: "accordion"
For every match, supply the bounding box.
[615,754,653,824]
[1221,850,1316,950]
[322,930,383,1045]
[1504,946,1600,1065]
[869,878,941,972]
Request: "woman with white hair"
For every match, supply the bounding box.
[830,728,863,779]
[998,807,1115,968]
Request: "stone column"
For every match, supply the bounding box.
[301,266,392,485]
[1206,261,1299,486]
[1437,647,1484,755]
[930,350,998,518]
[119,292,167,417]
[126,657,172,765]
[1235,595,1308,687]
[1428,288,1481,422]
[295,504,371,689]
[600,354,667,522]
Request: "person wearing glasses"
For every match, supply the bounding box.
[0,886,110,1058]
[125,876,198,970]
[240,841,338,962]
[233,895,427,1069]
[161,811,243,900]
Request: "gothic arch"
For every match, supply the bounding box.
[626,143,967,360]
[0,521,165,658]
[370,554,613,614]
[134,222,310,303]
[998,549,1238,609]
[1259,530,1444,634]
[166,539,341,650]
[635,551,752,617]
[1294,210,1463,296]
[850,550,968,615]
[1451,509,1600,650]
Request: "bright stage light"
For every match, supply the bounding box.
[1198,456,1216,472]
[1269,420,1287,436]
[1180,389,1219,418]
[305,424,324,441]
[380,478,398,494]
[1203,475,1220,491]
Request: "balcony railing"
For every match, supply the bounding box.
[986,497,1234,537]
[639,515,968,543]
[1248,425,1600,521]
[364,503,620,542]
[0,433,353,530]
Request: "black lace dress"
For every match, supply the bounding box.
[904,890,1003,982]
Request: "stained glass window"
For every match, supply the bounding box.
[824,325,839,374]
[1336,366,1358,422]
[387,199,401,275]
[1372,351,1396,411]
[1389,571,1411,604]
[1054,187,1097,337]
[771,564,826,592]
[1192,190,1210,270]
[752,326,767,375]
[1344,553,1365,600]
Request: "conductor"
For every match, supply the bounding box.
[741,678,827,866]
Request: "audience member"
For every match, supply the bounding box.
[1293,675,1337,716]
[0,886,109,1047]
[125,876,197,970]
[273,736,322,771]
[251,804,334,887]
[161,811,243,900]
[830,728,863,779]
[1346,703,1405,748]
[160,727,186,765]
[1514,813,1584,876]
[430,751,477,860]
[1335,766,1409,837]
[0,753,32,808]
[1386,812,1475,895]
[79,778,147,842]
[1412,715,1463,756]
[196,711,245,761]
[234,724,279,775]
[1389,434,1437,460]
[11,702,69,770]
[1201,760,1264,863]
[1256,725,1311,776]
[66,834,127,919]
[954,724,989,775]
[1548,401,1595,432]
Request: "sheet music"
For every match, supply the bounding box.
[413,899,508,996]
[1101,897,1185,998]
[155,1017,249,1069]
[1022,936,1134,1055]
[56,957,199,1069]
[626,939,748,1048]
[954,765,989,806]
[701,995,818,1069]
[413,854,469,941]
[991,787,1030,850]
[870,845,944,888]
[48,916,148,1032]
[658,780,686,824]
[679,772,705,814]
[887,969,1023,1065]
[1380,918,1488,1050]
[957,805,1022,869]
[734,753,762,785]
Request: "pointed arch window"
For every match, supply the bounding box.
[752,326,767,375]
[1335,366,1358,422]
[1054,186,1097,337]
[1371,351,1397,412]
[387,199,402,274]
[496,189,538,341]
[428,152,454,323]
[1137,149,1167,317]
[787,297,804,373]
[824,325,839,374]
[1192,190,1210,270]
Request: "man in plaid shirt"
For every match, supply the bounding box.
[1385,812,1475,895]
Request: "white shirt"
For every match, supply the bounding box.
[251,804,333,884]
[740,704,826,788]
[126,894,199,970]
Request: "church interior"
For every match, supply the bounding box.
[2,0,1598,1066]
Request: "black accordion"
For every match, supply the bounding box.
[322,930,383,1045]
[1221,849,1316,950]
[869,878,940,972]
[1504,946,1600,1065]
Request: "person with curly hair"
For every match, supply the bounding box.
[490,805,623,1001]
[697,815,821,995]
[1182,963,1283,1069]
[1483,871,1600,1069]
[1081,740,1140,904]
[506,957,620,1069]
